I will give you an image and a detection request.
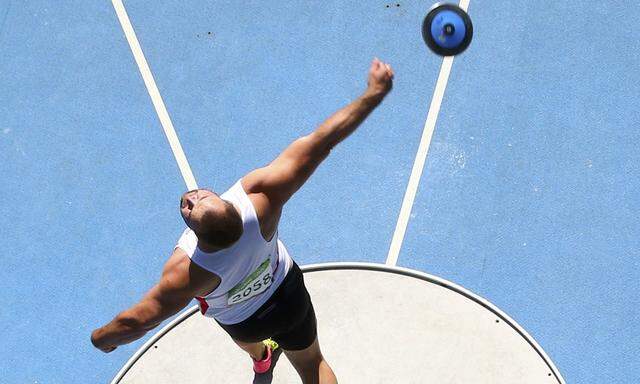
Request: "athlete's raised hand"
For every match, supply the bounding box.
[366,57,394,99]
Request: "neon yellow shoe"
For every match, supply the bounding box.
[253,339,279,374]
[263,338,279,351]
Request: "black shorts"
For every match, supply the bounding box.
[216,262,317,351]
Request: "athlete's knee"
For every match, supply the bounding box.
[301,357,336,384]
[318,358,337,384]
[285,349,336,384]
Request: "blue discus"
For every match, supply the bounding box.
[422,3,473,56]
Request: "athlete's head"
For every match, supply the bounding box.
[180,189,243,249]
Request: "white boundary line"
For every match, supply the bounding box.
[112,0,198,190]
[386,0,470,266]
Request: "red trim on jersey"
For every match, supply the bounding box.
[195,296,209,314]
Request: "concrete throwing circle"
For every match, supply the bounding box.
[113,263,564,383]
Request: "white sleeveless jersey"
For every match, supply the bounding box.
[175,180,293,325]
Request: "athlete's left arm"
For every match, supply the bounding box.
[90,250,213,353]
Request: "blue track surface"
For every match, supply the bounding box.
[1,1,638,383]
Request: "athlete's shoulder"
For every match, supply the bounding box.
[240,174,280,241]
[175,227,198,256]
[240,171,263,194]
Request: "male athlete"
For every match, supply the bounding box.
[91,58,394,383]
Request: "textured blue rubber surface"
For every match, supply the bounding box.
[1,1,638,383]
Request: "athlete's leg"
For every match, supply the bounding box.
[283,337,337,384]
[233,339,266,361]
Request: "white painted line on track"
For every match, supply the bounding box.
[386,1,470,266]
[112,0,198,190]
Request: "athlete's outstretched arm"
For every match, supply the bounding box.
[90,251,216,353]
[244,57,394,205]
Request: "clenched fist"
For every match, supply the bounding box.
[366,57,394,99]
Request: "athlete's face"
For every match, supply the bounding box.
[179,188,222,229]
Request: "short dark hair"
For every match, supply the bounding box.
[195,201,243,248]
